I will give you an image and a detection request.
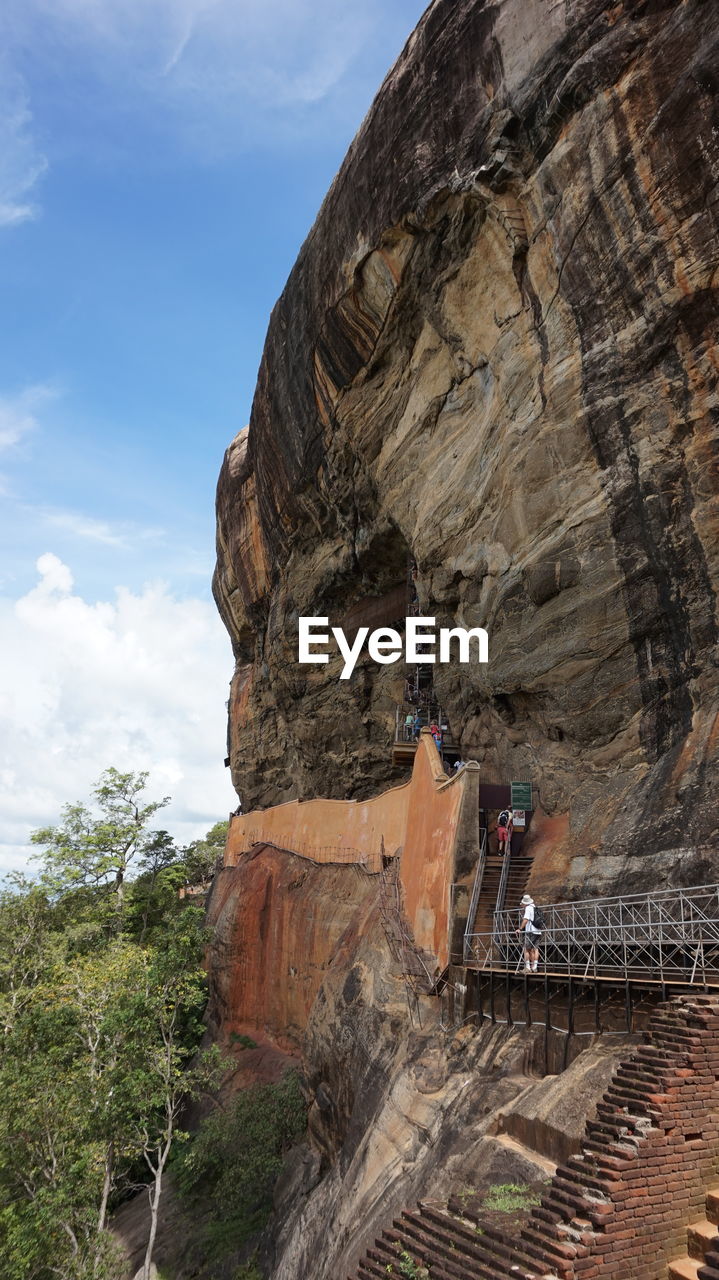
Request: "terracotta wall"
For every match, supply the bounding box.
[223,732,475,970]
[225,779,411,873]
[399,733,467,970]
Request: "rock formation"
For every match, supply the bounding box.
[214,0,719,900]
[206,2,719,1277]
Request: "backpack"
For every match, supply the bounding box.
[498,810,509,826]
[531,907,546,932]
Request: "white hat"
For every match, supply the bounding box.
[520,894,533,905]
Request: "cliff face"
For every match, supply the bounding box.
[214,0,719,898]
[205,847,377,1053]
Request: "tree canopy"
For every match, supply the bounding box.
[0,768,230,1280]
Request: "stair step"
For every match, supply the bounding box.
[668,1259,701,1280]
[707,1189,719,1226]
[357,1259,386,1279]
[689,1219,718,1261]
[387,1216,498,1280]
[385,1223,477,1279]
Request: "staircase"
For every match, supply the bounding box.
[667,1189,719,1279]
[354,1197,542,1280]
[351,996,719,1280]
[472,854,533,936]
[503,856,533,914]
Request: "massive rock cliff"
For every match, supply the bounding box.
[203,6,719,1276]
[214,0,719,901]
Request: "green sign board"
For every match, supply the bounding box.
[511,781,532,810]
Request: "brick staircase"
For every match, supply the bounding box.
[350,995,719,1280]
[667,1189,719,1279]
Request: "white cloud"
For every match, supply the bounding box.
[6,0,379,130]
[42,511,130,548]
[0,553,236,876]
[0,384,57,451]
[0,68,48,228]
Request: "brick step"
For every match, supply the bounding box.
[419,1203,537,1269]
[605,1079,666,1103]
[699,1256,719,1280]
[634,1047,687,1067]
[400,1210,537,1278]
[530,1204,563,1229]
[383,1221,493,1280]
[459,1219,556,1272]
[540,1184,592,1219]
[602,1089,662,1116]
[553,1164,616,1197]
[668,1258,701,1280]
[518,1221,587,1267]
[586,1114,648,1140]
[653,1032,703,1051]
[614,1063,672,1087]
[689,1219,719,1261]
[405,1206,496,1257]
[706,1190,719,1227]
[357,1257,387,1279]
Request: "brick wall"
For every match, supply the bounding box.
[351,994,719,1280]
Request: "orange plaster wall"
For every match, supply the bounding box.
[224,780,410,872]
[222,730,470,973]
[399,733,465,971]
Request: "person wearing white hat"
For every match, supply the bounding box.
[518,893,541,972]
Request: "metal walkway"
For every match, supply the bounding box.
[464,881,719,988]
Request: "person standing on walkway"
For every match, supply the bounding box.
[518,893,541,972]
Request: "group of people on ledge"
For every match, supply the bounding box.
[404,710,444,747]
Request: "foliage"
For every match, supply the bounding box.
[174,1071,307,1260]
[0,768,228,1280]
[232,1260,264,1280]
[30,768,170,931]
[386,1252,429,1279]
[181,820,228,886]
[483,1182,541,1213]
[229,1031,258,1050]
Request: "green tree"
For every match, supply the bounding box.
[181,820,228,886]
[111,909,221,1280]
[130,830,180,943]
[0,979,125,1279]
[174,1070,306,1261]
[0,874,53,1040]
[31,768,170,931]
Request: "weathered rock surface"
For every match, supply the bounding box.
[214,0,719,898]
[205,846,377,1052]
[266,901,629,1280]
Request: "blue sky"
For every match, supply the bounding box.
[0,0,428,872]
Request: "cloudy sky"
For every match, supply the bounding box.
[0,0,427,874]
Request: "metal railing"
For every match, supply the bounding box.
[394,704,451,743]
[464,882,719,986]
[462,828,488,963]
[494,848,512,915]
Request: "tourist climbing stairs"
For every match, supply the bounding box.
[667,1189,719,1279]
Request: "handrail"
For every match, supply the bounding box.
[494,847,511,915]
[462,827,487,962]
[465,881,719,986]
